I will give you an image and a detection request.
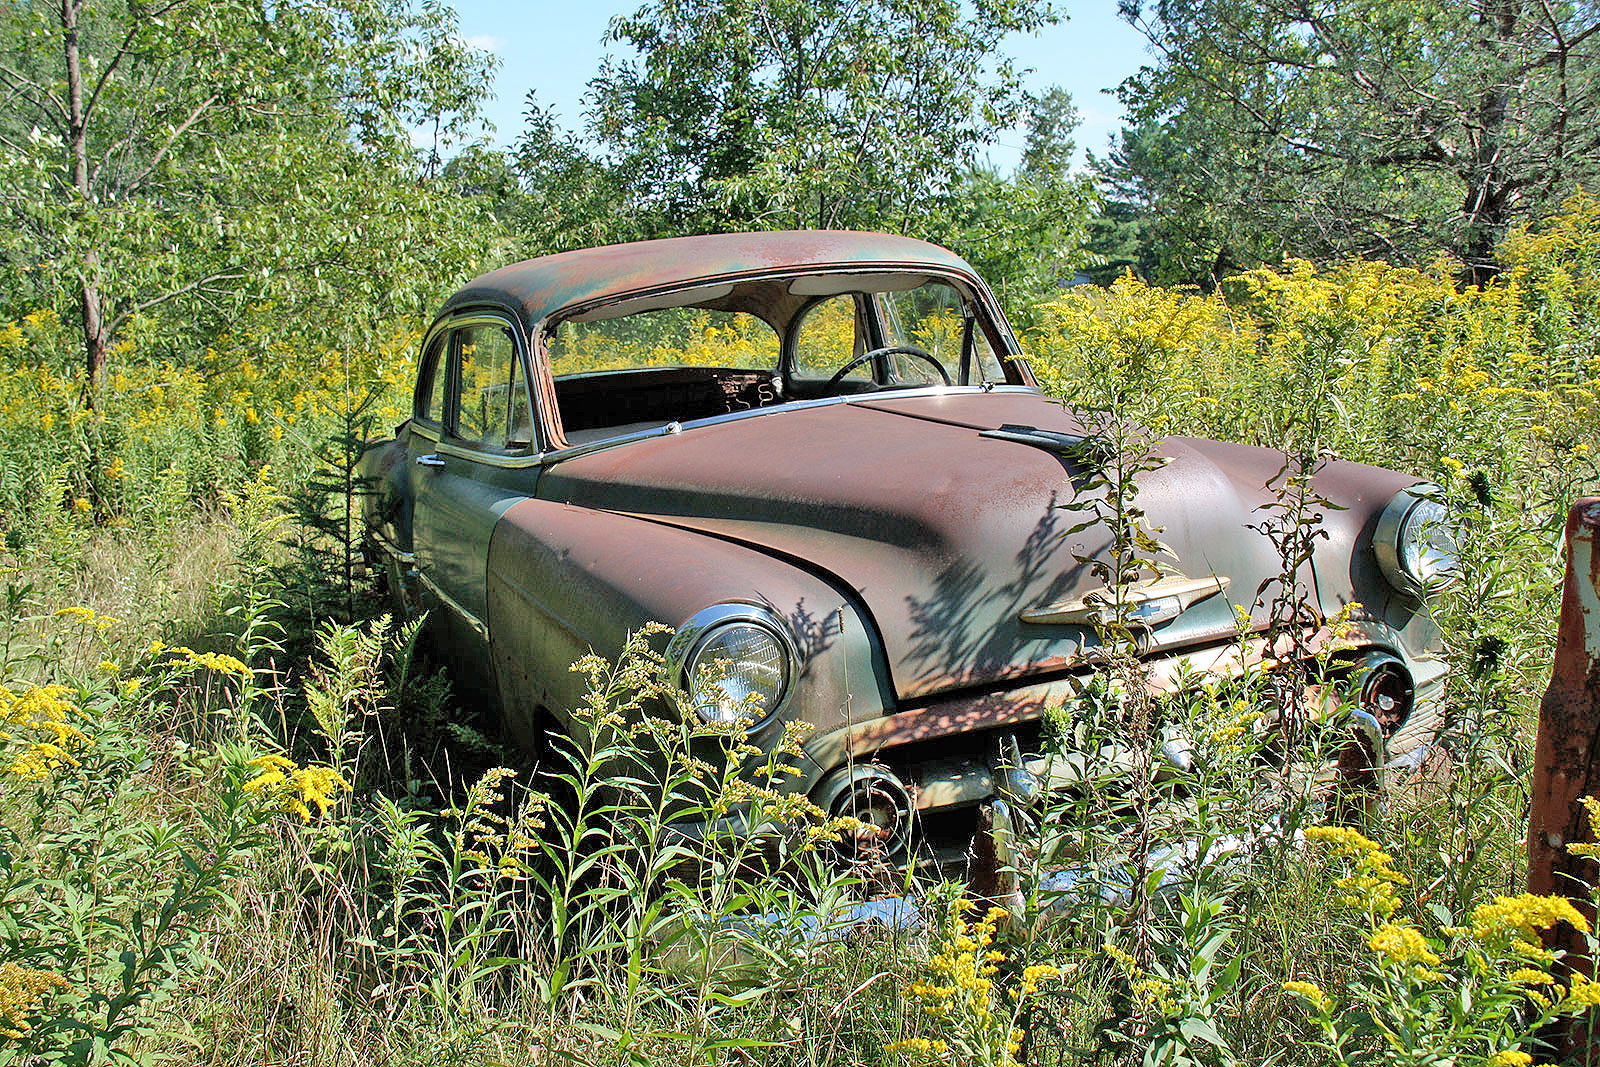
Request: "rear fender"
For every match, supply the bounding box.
[358,434,414,556]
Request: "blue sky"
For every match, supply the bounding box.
[446,0,1151,172]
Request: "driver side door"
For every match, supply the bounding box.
[408,314,541,657]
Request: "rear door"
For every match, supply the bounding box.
[407,313,542,644]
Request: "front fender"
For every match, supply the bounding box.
[485,498,893,762]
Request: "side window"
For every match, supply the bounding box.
[453,324,532,452]
[793,296,870,380]
[416,333,449,425]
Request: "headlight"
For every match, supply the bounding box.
[667,605,796,726]
[1374,485,1461,596]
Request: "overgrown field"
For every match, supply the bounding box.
[4,198,1600,1066]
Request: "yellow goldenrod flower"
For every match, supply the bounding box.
[1,685,93,780]
[1470,893,1589,945]
[1563,971,1600,1011]
[0,963,65,1039]
[1282,979,1332,1013]
[1510,968,1557,986]
[54,605,118,630]
[884,1037,949,1059]
[1367,923,1440,967]
[1571,796,1600,858]
[244,754,351,821]
[1487,1051,1532,1067]
[1305,825,1408,917]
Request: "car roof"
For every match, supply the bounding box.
[439,230,980,332]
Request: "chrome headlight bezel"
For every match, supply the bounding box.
[1374,484,1461,597]
[665,603,798,727]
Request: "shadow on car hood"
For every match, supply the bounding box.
[538,390,1302,701]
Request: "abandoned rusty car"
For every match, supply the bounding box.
[358,230,1458,862]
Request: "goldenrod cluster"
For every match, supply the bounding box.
[0,684,92,779]
[1566,795,1600,860]
[887,899,1047,1065]
[0,963,64,1040]
[1193,695,1264,765]
[1467,893,1589,948]
[452,766,544,879]
[1102,942,1176,1014]
[243,754,351,821]
[53,605,119,631]
[1024,192,1600,474]
[1366,922,1442,981]
[0,312,419,532]
[146,640,252,681]
[1281,979,1332,1013]
[1304,825,1408,917]
[1563,972,1600,1011]
[1488,1050,1533,1067]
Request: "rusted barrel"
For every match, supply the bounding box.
[1528,498,1600,1051]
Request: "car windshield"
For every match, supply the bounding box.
[543,272,1010,445]
[547,307,779,377]
[546,274,1006,385]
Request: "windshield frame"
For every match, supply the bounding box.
[532,264,1031,450]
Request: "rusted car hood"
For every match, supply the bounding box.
[537,390,1398,701]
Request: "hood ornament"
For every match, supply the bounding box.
[1020,574,1231,628]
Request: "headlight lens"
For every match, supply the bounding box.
[686,621,791,725]
[1376,486,1461,595]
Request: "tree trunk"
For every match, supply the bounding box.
[1459,0,1518,287]
[61,0,107,392]
[80,273,108,385]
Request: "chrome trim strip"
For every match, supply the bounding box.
[434,438,544,470]
[416,570,488,639]
[1020,575,1232,627]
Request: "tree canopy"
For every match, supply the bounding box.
[1100,0,1600,285]
[0,0,495,384]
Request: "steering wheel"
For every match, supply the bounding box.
[819,345,950,395]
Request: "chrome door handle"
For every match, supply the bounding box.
[416,454,445,468]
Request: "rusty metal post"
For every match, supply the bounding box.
[1528,499,1600,1055]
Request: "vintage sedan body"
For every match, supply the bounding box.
[359,231,1455,856]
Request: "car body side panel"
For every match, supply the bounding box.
[485,497,893,760]
[359,435,415,556]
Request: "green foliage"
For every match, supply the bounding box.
[1101,0,1600,284]
[483,1,1097,320]
[589,0,1055,234]
[0,0,496,385]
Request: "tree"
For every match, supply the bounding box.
[938,88,1098,320]
[0,0,495,387]
[582,0,1059,236]
[1108,0,1600,283]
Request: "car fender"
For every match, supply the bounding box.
[358,434,415,557]
[485,497,893,760]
